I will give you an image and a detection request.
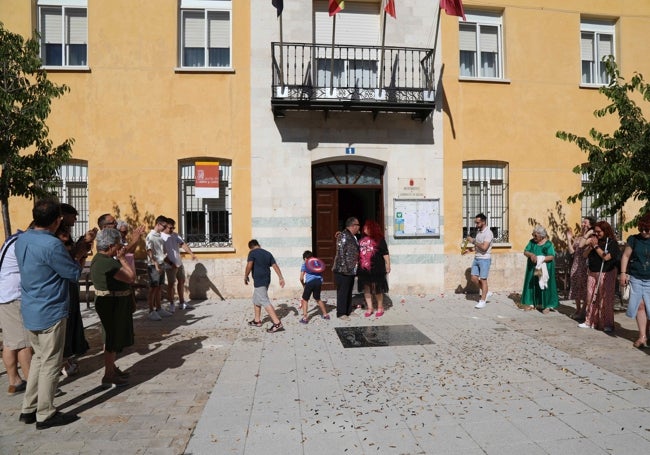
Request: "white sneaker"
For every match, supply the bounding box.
[157,308,173,317]
[486,291,493,302]
[181,302,194,310]
[475,300,486,309]
[148,310,162,321]
[578,322,593,329]
[169,303,176,313]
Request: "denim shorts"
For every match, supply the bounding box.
[471,258,492,280]
[625,275,650,319]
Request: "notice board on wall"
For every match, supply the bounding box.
[393,199,440,238]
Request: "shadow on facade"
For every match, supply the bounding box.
[188,263,225,301]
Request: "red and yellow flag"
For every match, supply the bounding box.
[329,0,345,17]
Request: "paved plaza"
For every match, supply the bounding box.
[1,291,650,454]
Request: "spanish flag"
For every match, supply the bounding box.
[329,0,344,17]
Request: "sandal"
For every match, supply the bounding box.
[633,337,648,349]
[375,310,384,318]
[248,320,262,327]
[321,314,330,320]
[364,311,373,318]
[267,322,285,333]
[299,317,309,324]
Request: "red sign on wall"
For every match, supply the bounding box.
[195,161,220,198]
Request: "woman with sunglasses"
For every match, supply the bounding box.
[619,213,650,348]
[580,221,621,332]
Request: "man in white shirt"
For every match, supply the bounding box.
[145,216,172,320]
[161,218,196,311]
[0,231,32,396]
[464,213,494,309]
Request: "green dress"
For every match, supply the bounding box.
[521,239,559,309]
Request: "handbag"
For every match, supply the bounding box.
[621,283,630,302]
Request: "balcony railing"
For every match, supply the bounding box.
[271,42,435,120]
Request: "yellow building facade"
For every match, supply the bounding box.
[441,0,650,291]
[1,0,252,297]
[2,1,650,297]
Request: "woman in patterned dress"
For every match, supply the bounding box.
[566,216,596,320]
[357,220,390,318]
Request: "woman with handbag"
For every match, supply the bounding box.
[579,221,620,332]
[619,213,650,348]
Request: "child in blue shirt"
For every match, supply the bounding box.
[299,251,329,323]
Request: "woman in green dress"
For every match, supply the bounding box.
[521,225,559,312]
[90,228,136,388]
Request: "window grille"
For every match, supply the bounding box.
[52,161,89,240]
[580,174,620,239]
[179,161,232,248]
[462,162,509,242]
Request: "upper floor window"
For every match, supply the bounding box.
[580,19,615,85]
[459,11,503,79]
[52,160,89,240]
[38,0,88,67]
[462,162,509,243]
[179,160,232,248]
[180,0,232,69]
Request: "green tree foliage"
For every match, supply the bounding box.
[557,57,650,230]
[0,23,73,237]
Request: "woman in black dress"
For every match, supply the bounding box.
[357,220,391,318]
[90,228,136,387]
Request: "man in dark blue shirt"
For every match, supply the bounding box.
[244,239,285,333]
[15,199,81,430]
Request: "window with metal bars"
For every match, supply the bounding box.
[179,160,232,248]
[580,175,620,239]
[462,162,508,242]
[52,161,89,240]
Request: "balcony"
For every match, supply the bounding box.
[271,42,435,121]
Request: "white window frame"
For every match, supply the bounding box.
[459,11,504,80]
[52,161,89,240]
[179,0,232,70]
[179,159,233,250]
[38,0,88,69]
[580,19,616,86]
[462,162,509,243]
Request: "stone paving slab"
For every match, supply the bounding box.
[2,291,650,454]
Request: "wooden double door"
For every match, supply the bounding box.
[312,162,384,290]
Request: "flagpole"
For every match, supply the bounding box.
[278,14,285,88]
[329,15,336,96]
[379,2,387,92]
[430,7,442,92]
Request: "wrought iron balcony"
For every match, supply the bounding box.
[271,42,435,121]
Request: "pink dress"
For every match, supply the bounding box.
[569,242,589,302]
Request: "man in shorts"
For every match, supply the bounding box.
[145,216,171,320]
[244,239,285,333]
[0,230,32,396]
[161,218,196,311]
[464,213,494,309]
